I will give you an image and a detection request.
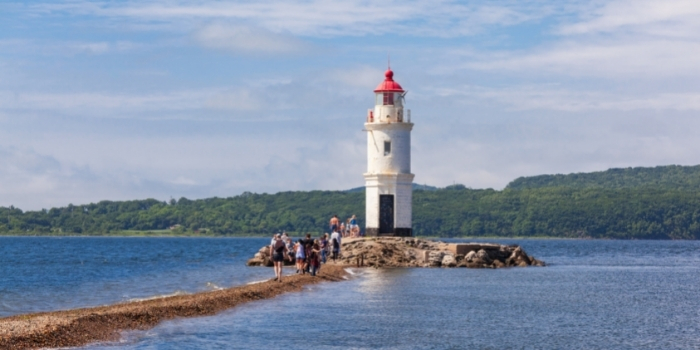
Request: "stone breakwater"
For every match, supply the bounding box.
[0,265,348,350]
[247,237,545,268]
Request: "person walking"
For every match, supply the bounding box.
[330,229,342,262]
[302,234,313,274]
[269,233,287,282]
[309,242,321,276]
[294,239,305,274]
[319,234,328,263]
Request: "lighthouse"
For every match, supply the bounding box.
[364,68,414,237]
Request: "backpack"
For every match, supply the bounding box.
[274,239,285,253]
[332,238,339,249]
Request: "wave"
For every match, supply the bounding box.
[246,279,269,285]
[206,282,224,291]
[126,290,189,303]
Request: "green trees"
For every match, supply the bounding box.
[507,164,700,190]
[2,165,700,239]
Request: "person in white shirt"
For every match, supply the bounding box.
[330,229,342,261]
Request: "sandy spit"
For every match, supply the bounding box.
[0,265,349,350]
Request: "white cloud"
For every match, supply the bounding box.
[411,114,700,189]
[0,88,271,118]
[432,0,700,82]
[4,0,700,210]
[204,88,263,111]
[170,176,198,186]
[0,147,91,208]
[194,23,307,54]
[24,0,552,37]
[325,66,385,89]
[453,38,700,80]
[0,39,143,55]
[432,85,700,112]
[559,0,700,36]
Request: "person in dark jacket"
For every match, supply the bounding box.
[302,234,313,273]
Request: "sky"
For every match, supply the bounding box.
[1,0,700,210]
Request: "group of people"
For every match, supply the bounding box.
[330,214,362,238]
[269,229,343,282]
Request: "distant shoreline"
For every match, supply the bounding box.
[0,233,689,240]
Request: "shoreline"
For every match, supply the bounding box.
[0,234,688,241]
[0,265,349,350]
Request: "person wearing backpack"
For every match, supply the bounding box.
[269,233,287,282]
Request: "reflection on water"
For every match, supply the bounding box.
[356,268,411,294]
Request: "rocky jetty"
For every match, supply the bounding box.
[0,266,348,350]
[247,237,545,268]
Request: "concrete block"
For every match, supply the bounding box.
[448,243,502,255]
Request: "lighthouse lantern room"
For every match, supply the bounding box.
[364,68,414,237]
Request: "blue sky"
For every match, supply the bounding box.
[1,0,700,210]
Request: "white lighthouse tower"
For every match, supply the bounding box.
[364,68,414,237]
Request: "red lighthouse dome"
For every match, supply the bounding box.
[374,69,404,93]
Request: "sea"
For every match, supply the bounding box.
[1,237,699,349]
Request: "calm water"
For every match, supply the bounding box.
[1,238,699,349]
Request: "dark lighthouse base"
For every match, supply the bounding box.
[366,228,412,237]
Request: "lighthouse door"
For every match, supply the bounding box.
[379,195,394,234]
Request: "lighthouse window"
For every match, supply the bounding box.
[383,92,394,105]
[384,141,391,156]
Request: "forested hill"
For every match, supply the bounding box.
[507,165,700,190]
[2,165,700,239]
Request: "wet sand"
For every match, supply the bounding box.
[0,265,348,350]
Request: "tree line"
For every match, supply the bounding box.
[3,164,700,239]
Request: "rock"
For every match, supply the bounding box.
[246,258,262,266]
[476,249,492,263]
[509,247,524,261]
[247,237,545,269]
[428,251,445,264]
[441,254,457,267]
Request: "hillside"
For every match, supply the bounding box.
[2,165,700,239]
[507,164,700,190]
